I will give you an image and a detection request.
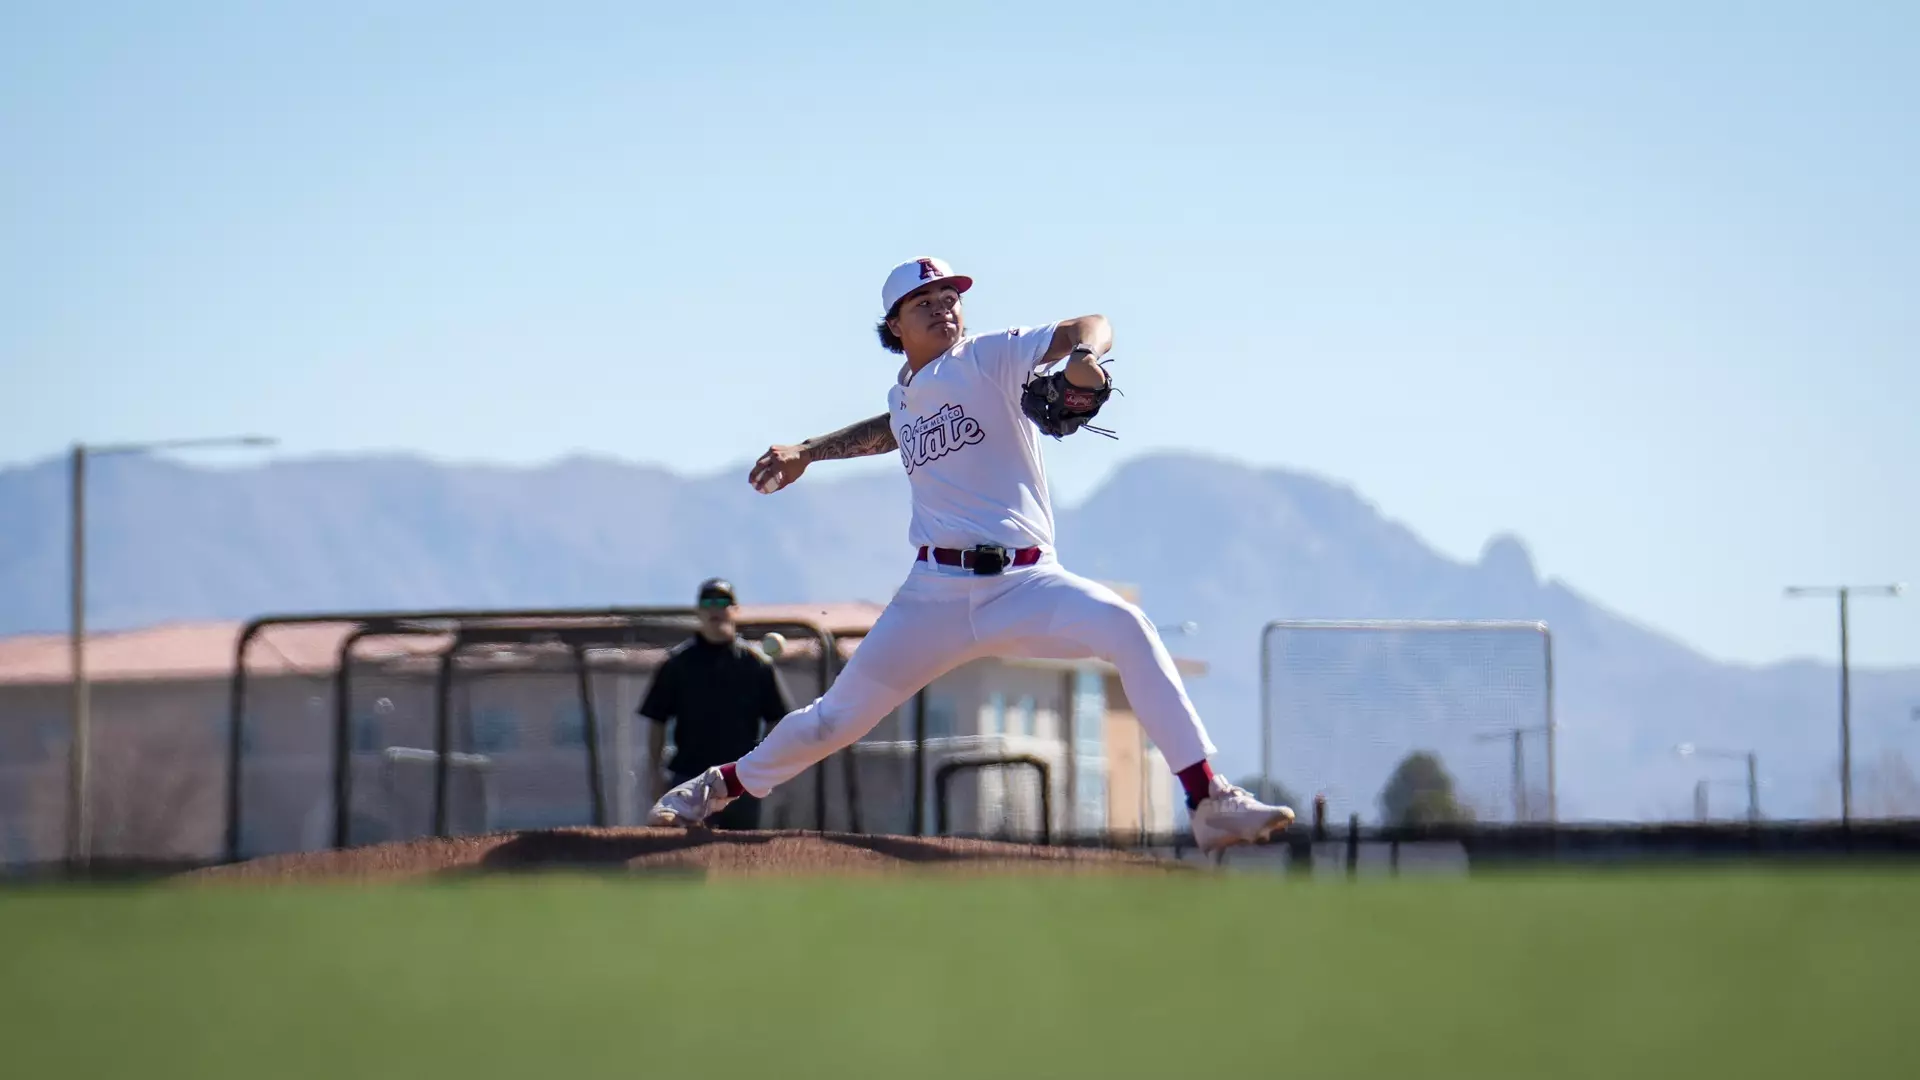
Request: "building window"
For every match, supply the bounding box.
[470,707,519,753]
[1014,695,1036,737]
[1072,667,1107,831]
[983,692,1006,736]
[1035,697,1060,741]
[1072,668,1105,749]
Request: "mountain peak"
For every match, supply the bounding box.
[1477,532,1538,586]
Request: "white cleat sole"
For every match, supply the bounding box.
[1256,807,1297,841]
[1196,807,1296,853]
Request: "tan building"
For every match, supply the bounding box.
[0,595,1200,870]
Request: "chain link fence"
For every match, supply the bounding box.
[1261,619,1556,829]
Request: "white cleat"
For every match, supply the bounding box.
[646,766,737,828]
[1189,775,1295,853]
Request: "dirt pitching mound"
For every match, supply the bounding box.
[181,828,1191,884]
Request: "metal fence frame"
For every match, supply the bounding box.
[335,621,458,848]
[934,754,1053,844]
[225,606,846,862]
[1258,618,1558,825]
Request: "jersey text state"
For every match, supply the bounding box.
[898,403,986,474]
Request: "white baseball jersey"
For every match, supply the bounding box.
[886,323,1061,552]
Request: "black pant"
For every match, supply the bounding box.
[670,769,762,830]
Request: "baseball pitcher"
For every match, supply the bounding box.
[648,256,1294,852]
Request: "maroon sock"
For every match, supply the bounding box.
[1176,759,1216,808]
[719,763,745,798]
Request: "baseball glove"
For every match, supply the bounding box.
[1021,364,1118,439]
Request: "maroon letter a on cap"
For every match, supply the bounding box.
[916,258,939,280]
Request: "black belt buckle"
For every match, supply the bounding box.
[966,544,1010,576]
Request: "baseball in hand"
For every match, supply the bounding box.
[749,445,807,494]
[760,632,785,659]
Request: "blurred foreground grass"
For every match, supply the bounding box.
[2,865,1911,1078]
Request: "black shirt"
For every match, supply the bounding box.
[638,635,795,775]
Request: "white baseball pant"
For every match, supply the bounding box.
[732,553,1217,797]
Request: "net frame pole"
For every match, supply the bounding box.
[571,641,608,828]
[910,687,928,836]
[335,623,447,849]
[1543,626,1557,824]
[225,620,265,863]
[432,635,460,839]
[331,623,373,850]
[1258,618,1557,825]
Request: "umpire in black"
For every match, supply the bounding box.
[639,577,793,829]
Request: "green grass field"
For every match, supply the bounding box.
[3,865,1912,1078]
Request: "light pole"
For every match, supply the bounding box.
[1675,742,1759,823]
[69,435,277,870]
[1784,584,1904,827]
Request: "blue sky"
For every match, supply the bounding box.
[4,2,1916,667]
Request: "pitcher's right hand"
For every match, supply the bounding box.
[749,445,809,494]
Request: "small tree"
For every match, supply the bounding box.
[1378,750,1475,826]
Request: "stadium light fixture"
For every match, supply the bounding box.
[68,435,280,870]
[1783,583,1904,826]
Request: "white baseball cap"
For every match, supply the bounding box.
[881,256,973,313]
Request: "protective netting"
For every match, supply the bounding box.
[925,749,1064,842]
[439,644,600,837]
[231,622,353,859]
[1262,621,1555,827]
[0,684,71,869]
[227,615,719,858]
[0,680,227,869]
[340,634,449,846]
[973,758,1052,842]
[227,616,859,855]
[5,613,959,872]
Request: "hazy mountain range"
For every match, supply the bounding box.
[3,449,1917,824]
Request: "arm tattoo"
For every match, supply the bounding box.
[801,413,898,462]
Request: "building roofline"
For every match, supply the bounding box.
[0,600,1207,685]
